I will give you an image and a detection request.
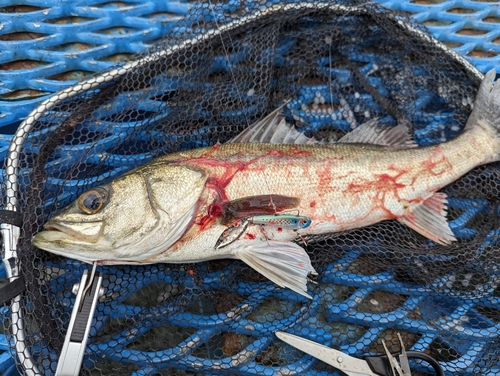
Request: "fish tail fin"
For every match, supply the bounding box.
[234,240,317,299]
[466,69,500,135]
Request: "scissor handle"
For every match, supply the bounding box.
[405,351,445,376]
[364,351,445,376]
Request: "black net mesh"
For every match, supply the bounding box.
[3,0,500,374]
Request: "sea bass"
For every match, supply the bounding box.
[34,70,500,298]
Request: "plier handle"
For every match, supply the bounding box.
[56,265,103,376]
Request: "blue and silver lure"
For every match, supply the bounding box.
[215,214,311,249]
[249,214,311,229]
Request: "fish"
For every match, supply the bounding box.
[33,70,500,298]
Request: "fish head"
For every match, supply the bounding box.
[33,162,207,263]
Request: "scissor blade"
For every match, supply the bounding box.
[276,331,378,376]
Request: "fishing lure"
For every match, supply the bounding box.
[215,218,250,249]
[248,214,312,229]
[215,214,312,249]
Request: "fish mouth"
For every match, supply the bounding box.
[42,219,104,243]
[33,219,106,263]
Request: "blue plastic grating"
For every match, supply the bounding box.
[0,0,498,133]
[379,0,500,74]
[0,1,500,375]
[0,0,193,127]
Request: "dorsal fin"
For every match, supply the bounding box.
[339,119,416,148]
[229,106,321,145]
[230,107,416,147]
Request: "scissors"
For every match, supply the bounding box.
[276,331,445,376]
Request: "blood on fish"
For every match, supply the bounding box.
[245,233,256,240]
[316,161,333,193]
[376,173,407,189]
[195,213,215,231]
[277,227,283,232]
[421,154,452,177]
[192,155,271,229]
[198,143,221,158]
[194,165,245,230]
[347,172,406,195]
[289,149,313,157]
[316,158,348,197]
[208,203,224,217]
[346,167,409,218]
[190,149,310,230]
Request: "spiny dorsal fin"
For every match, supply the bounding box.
[397,192,456,245]
[229,106,321,145]
[339,119,416,148]
[231,107,416,147]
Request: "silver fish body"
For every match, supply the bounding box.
[33,70,500,298]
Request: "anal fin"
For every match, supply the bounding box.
[398,192,456,245]
[234,240,317,298]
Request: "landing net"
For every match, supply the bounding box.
[2,1,499,374]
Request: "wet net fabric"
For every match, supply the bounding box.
[2,0,500,374]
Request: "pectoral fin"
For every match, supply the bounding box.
[234,240,317,298]
[398,192,456,245]
[162,202,198,250]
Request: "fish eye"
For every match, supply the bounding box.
[77,188,108,214]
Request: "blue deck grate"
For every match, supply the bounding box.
[379,0,500,74]
[1,1,500,375]
[0,0,192,154]
[0,0,498,134]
